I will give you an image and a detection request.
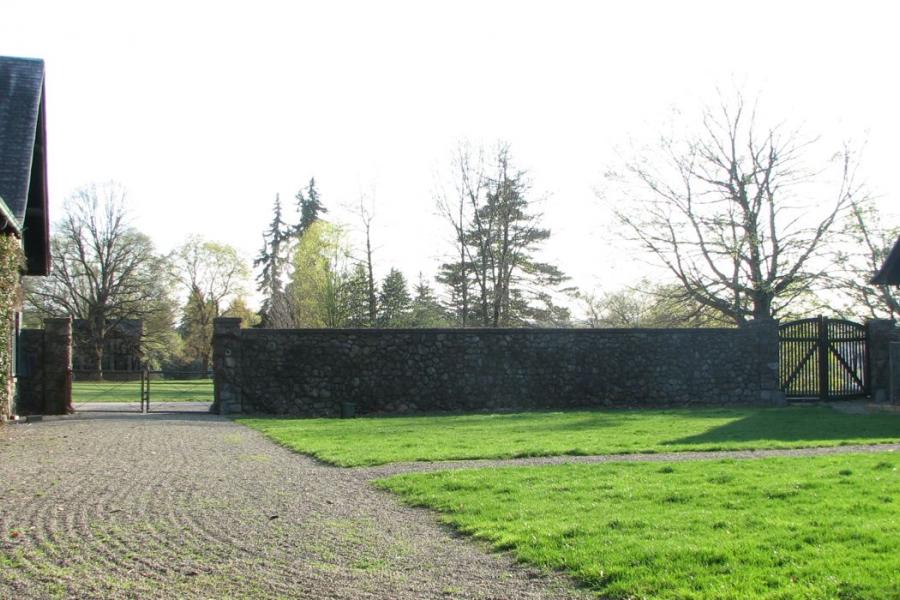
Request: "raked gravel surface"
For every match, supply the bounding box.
[0,413,590,600]
[2,412,897,599]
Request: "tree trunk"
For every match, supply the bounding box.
[752,292,774,321]
[366,234,376,327]
[89,313,105,381]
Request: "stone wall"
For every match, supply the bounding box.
[214,318,782,417]
[16,318,72,415]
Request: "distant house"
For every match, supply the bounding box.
[0,56,52,418]
[72,319,143,375]
[872,236,900,286]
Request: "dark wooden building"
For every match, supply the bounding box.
[1,56,52,418]
[872,236,900,286]
[0,56,50,275]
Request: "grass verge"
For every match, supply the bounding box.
[237,407,900,466]
[378,453,900,599]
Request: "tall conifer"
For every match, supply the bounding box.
[254,194,290,326]
[295,177,327,237]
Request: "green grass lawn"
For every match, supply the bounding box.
[378,454,900,599]
[237,407,900,466]
[71,379,213,403]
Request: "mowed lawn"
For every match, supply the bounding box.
[71,379,213,403]
[237,407,900,466]
[379,454,900,599]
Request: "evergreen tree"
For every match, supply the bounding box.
[223,296,262,328]
[254,194,290,326]
[436,261,474,326]
[377,268,411,327]
[344,263,373,327]
[409,274,450,327]
[438,143,569,327]
[295,177,327,237]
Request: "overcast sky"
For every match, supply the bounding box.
[2,1,897,312]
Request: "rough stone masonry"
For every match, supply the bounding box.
[213,318,783,417]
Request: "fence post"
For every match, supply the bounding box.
[817,316,829,401]
[213,317,243,415]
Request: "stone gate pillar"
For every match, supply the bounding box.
[42,317,72,415]
[213,317,242,415]
[867,319,900,403]
[747,318,784,405]
[890,342,900,404]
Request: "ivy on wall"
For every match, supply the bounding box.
[0,233,24,418]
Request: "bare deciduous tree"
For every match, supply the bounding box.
[827,199,899,320]
[435,143,485,327]
[577,281,731,329]
[27,182,172,378]
[607,95,864,325]
[354,192,378,326]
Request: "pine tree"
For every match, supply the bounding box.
[436,261,473,326]
[223,296,262,328]
[254,194,290,326]
[377,268,411,327]
[438,144,569,327]
[344,263,373,327]
[295,177,327,237]
[409,273,449,327]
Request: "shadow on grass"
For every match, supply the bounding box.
[663,407,900,446]
[524,408,754,434]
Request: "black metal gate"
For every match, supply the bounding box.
[139,368,213,413]
[779,316,869,400]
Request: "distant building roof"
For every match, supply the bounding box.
[872,236,900,286]
[0,56,50,275]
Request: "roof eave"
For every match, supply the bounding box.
[871,236,900,286]
[0,196,22,236]
[22,80,50,275]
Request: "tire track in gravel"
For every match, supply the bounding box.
[1,414,591,600]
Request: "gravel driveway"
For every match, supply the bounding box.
[3,413,896,599]
[0,413,588,599]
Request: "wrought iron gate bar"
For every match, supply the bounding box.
[137,369,213,413]
[778,316,869,401]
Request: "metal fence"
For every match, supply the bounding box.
[139,370,214,413]
[71,369,213,413]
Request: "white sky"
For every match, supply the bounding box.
[2,0,898,312]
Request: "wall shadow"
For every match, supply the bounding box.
[663,407,900,446]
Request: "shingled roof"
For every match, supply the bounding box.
[0,56,50,275]
[872,236,900,286]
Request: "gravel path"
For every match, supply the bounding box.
[354,442,900,479]
[0,413,589,600]
[72,401,213,413]
[2,414,897,599]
